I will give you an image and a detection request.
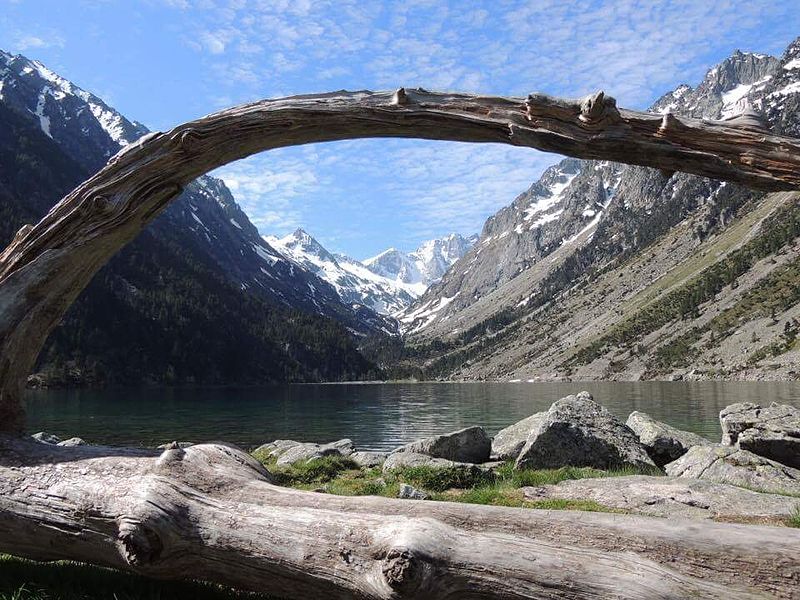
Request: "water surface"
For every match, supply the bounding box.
[22,381,800,451]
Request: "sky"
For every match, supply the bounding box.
[1,1,799,259]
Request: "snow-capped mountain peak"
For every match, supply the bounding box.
[267,231,476,315]
[364,234,477,292]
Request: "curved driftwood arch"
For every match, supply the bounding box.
[1,89,800,598]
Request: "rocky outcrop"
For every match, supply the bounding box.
[666,445,800,495]
[720,402,800,468]
[255,439,356,467]
[392,426,491,463]
[626,411,711,467]
[522,475,800,522]
[515,392,656,471]
[491,412,546,460]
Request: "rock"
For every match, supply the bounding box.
[398,484,428,500]
[515,392,656,471]
[665,445,800,496]
[31,431,61,445]
[383,451,461,472]
[57,437,87,447]
[157,441,195,450]
[350,451,387,468]
[254,439,355,467]
[394,426,491,463]
[720,402,800,468]
[626,411,711,467]
[491,412,546,460]
[522,475,800,522]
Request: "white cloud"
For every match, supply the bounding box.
[14,33,65,51]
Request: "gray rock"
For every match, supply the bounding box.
[522,475,800,521]
[350,451,387,468]
[720,402,800,468]
[31,431,61,445]
[491,412,546,460]
[398,484,428,500]
[157,441,195,450]
[254,439,355,467]
[515,392,656,471]
[626,411,711,467]
[394,426,491,463]
[57,437,87,447]
[383,451,460,472]
[665,445,800,496]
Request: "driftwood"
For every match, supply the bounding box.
[1,436,798,599]
[1,89,800,597]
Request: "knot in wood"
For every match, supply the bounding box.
[392,88,408,106]
[89,195,113,215]
[179,129,204,155]
[381,546,432,596]
[579,91,619,124]
[117,516,164,567]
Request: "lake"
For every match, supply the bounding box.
[22,381,800,452]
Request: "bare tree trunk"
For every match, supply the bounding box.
[1,436,798,599]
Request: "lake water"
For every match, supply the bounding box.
[22,381,800,452]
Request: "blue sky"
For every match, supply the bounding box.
[2,1,799,259]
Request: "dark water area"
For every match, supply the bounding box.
[22,381,800,452]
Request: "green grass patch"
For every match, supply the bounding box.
[788,506,800,528]
[523,498,620,512]
[0,555,273,600]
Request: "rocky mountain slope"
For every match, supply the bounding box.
[0,50,385,385]
[398,38,800,382]
[268,229,475,315]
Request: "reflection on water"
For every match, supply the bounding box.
[22,381,800,452]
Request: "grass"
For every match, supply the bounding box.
[252,450,653,511]
[788,505,800,528]
[0,555,275,600]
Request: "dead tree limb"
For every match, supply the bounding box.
[1,436,798,599]
[2,88,800,430]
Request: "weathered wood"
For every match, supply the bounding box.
[1,436,798,599]
[2,89,800,431]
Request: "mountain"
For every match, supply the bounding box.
[0,50,385,385]
[364,234,478,297]
[396,39,800,382]
[267,229,475,317]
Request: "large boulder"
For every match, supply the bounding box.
[626,411,712,467]
[57,437,87,447]
[522,475,800,522]
[255,439,355,467]
[720,402,800,468]
[515,392,656,471]
[665,445,800,496]
[393,426,491,463]
[491,412,546,460]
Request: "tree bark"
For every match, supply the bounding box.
[1,436,798,599]
[2,89,800,430]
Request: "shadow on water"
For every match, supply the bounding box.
[22,381,800,452]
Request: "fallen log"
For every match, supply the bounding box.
[2,89,800,431]
[1,436,798,599]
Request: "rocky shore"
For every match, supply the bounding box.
[33,392,800,526]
